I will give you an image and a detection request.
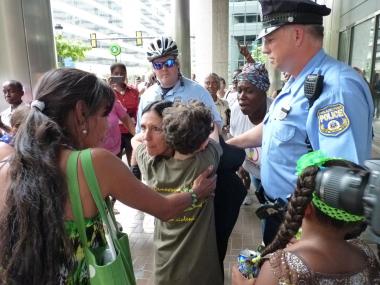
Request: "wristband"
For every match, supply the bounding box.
[189,189,199,207]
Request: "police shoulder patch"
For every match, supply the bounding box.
[317,103,350,137]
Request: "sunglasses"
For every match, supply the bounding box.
[152,58,176,70]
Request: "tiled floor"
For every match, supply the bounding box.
[114,191,262,285]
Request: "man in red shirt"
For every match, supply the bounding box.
[109,63,139,165]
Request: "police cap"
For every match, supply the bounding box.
[257,0,331,39]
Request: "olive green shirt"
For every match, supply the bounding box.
[136,140,223,285]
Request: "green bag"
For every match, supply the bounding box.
[66,149,136,285]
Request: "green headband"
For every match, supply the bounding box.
[296,150,335,175]
[312,192,364,222]
[296,151,364,223]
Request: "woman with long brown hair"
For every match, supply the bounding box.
[0,68,216,284]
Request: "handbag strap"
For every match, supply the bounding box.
[79,149,136,283]
[78,149,117,240]
[66,150,89,249]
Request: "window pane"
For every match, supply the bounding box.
[373,17,380,120]
[338,30,349,64]
[350,18,375,82]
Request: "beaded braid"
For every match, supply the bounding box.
[261,166,319,257]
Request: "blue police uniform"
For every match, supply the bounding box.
[261,49,374,201]
[136,76,222,132]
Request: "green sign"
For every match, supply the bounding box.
[110,44,121,56]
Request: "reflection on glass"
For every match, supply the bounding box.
[370,15,380,157]
[338,30,350,64]
[350,18,375,83]
[372,17,380,119]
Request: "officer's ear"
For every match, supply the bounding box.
[174,56,180,69]
[292,25,305,47]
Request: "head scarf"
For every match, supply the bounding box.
[237,63,270,92]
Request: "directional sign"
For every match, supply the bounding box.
[109,44,121,56]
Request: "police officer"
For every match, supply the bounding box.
[136,36,222,130]
[228,0,374,245]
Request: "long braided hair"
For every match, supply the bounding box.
[0,68,114,284]
[261,159,368,258]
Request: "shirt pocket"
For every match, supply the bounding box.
[273,123,296,142]
[268,123,297,164]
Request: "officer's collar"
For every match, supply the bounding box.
[277,49,327,100]
[160,77,185,97]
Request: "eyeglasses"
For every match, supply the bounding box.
[152,59,176,70]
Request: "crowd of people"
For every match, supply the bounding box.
[0,0,379,284]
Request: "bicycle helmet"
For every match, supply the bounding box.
[147,37,179,62]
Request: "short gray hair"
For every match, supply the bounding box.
[305,25,324,40]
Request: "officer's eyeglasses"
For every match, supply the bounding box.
[152,59,176,70]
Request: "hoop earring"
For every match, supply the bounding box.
[82,129,88,135]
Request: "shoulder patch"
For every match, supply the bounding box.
[317,103,350,136]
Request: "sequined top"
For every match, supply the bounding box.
[267,240,380,285]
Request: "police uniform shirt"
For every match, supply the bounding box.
[136,76,223,132]
[261,49,374,200]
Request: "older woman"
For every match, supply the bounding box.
[204,73,230,133]
[0,68,216,284]
[132,100,223,285]
[132,100,246,278]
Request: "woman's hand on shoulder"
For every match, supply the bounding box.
[192,165,216,200]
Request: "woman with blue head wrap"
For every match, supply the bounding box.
[236,63,270,125]
[230,62,272,207]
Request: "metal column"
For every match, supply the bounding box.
[172,0,191,78]
[212,0,229,82]
[0,0,56,107]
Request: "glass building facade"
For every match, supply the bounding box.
[228,0,262,84]
[51,0,171,78]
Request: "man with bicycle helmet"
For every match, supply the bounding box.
[136,36,222,130]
